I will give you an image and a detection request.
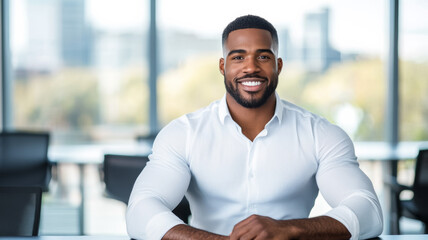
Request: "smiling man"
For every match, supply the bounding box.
[126,15,383,240]
[221,28,279,109]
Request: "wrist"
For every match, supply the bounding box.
[278,219,305,238]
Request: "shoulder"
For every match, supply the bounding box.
[279,99,324,123]
[159,99,221,135]
[183,99,222,126]
[278,98,354,159]
[152,99,221,159]
[278,99,336,134]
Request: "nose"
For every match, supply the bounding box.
[243,57,260,73]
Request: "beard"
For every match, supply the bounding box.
[224,74,278,108]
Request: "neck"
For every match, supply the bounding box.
[226,93,276,141]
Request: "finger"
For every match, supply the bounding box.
[233,214,260,230]
[230,215,263,240]
[230,224,251,240]
[238,227,262,240]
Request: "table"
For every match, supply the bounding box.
[354,141,428,161]
[0,235,427,240]
[49,142,152,165]
[0,237,129,240]
[48,142,152,235]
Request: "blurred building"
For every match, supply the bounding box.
[14,0,61,75]
[159,30,219,72]
[279,28,295,62]
[303,7,341,72]
[60,0,93,67]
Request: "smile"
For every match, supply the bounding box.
[241,81,262,86]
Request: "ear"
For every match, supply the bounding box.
[277,58,283,75]
[219,58,225,76]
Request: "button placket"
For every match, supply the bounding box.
[247,140,259,215]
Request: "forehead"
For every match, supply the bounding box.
[224,28,274,52]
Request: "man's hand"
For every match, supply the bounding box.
[229,214,351,240]
[229,215,300,240]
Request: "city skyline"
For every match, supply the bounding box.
[10,0,428,73]
[11,0,349,75]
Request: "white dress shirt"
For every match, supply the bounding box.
[126,92,383,240]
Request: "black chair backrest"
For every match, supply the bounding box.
[414,149,428,187]
[103,154,149,204]
[0,132,51,191]
[103,154,191,223]
[0,132,50,172]
[413,149,428,201]
[0,186,42,236]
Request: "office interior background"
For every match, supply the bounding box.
[1,0,428,236]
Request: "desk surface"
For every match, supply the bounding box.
[48,142,152,164]
[48,141,428,165]
[0,235,427,240]
[0,237,129,240]
[355,141,428,161]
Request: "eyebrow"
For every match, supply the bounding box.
[227,49,246,57]
[227,49,275,57]
[257,49,275,55]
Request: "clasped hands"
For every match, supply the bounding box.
[227,214,302,240]
[164,213,349,240]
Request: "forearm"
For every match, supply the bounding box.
[163,224,229,240]
[281,216,351,240]
[229,215,351,240]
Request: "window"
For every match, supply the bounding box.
[158,0,387,141]
[9,0,149,145]
[399,0,428,141]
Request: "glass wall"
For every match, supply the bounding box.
[10,0,427,145]
[3,0,428,236]
[399,0,428,141]
[9,0,149,145]
[157,0,387,141]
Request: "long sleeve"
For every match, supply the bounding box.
[126,119,191,240]
[315,121,383,239]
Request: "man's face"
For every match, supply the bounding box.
[220,28,283,108]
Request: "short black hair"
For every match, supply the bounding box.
[222,15,278,50]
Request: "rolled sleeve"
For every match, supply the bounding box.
[145,212,185,240]
[326,191,383,239]
[325,205,359,240]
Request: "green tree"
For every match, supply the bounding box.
[158,54,224,125]
[400,60,428,140]
[15,68,100,130]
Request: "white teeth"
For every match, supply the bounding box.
[241,81,261,86]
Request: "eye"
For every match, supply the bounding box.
[232,56,244,60]
[258,55,271,60]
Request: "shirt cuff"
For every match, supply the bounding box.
[324,205,359,240]
[145,211,185,240]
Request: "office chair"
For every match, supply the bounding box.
[390,149,428,233]
[0,131,51,192]
[0,186,42,236]
[103,154,191,223]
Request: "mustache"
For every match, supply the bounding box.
[235,74,268,82]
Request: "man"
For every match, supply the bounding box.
[126,15,383,240]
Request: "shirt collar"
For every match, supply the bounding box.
[218,94,230,124]
[273,92,284,124]
[218,92,284,125]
